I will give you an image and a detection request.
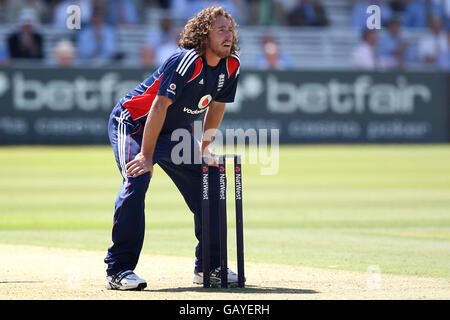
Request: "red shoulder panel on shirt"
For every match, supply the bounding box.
[122,74,163,120]
[188,57,203,82]
[226,56,239,78]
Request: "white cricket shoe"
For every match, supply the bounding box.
[193,267,243,287]
[105,270,147,291]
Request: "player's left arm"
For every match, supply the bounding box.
[202,56,240,164]
[201,101,226,160]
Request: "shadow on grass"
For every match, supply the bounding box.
[145,285,317,295]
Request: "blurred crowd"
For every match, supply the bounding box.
[350,0,449,71]
[0,0,448,71]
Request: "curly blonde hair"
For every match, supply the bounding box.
[178,6,240,56]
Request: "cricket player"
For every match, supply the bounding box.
[104,6,241,290]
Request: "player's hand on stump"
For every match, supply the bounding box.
[126,152,153,178]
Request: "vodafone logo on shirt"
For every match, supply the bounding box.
[167,83,176,95]
[198,95,212,109]
[182,94,212,115]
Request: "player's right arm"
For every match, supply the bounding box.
[126,49,199,178]
[126,95,172,178]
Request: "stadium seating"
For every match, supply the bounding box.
[0,0,429,70]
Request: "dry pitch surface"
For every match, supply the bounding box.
[0,244,449,300]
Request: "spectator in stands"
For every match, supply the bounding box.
[7,8,44,60]
[169,0,189,20]
[53,0,93,29]
[351,0,393,31]
[437,29,450,70]
[4,0,46,24]
[0,43,10,66]
[0,0,7,24]
[142,15,180,66]
[418,15,448,67]
[139,44,156,67]
[351,29,379,70]
[287,0,329,27]
[246,0,260,25]
[390,0,410,12]
[435,0,450,29]
[146,14,177,49]
[255,33,292,69]
[255,0,286,26]
[106,0,140,26]
[155,30,182,65]
[378,18,409,69]
[77,4,119,65]
[173,0,246,25]
[402,0,445,29]
[53,38,76,66]
[155,0,171,9]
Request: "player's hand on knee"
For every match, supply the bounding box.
[202,148,219,167]
[126,153,153,178]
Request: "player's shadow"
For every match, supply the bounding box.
[145,285,318,295]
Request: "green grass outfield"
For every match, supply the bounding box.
[1,145,449,278]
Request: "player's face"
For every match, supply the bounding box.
[207,15,233,59]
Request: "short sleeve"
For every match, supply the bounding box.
[214,55,240,103]
[157,48,200,102]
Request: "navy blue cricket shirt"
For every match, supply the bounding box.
[120,47,240,134]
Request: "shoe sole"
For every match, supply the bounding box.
[193,272,243,288]
[193,278,240,288]
[105,282,147,291]
[128,282,147,291]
